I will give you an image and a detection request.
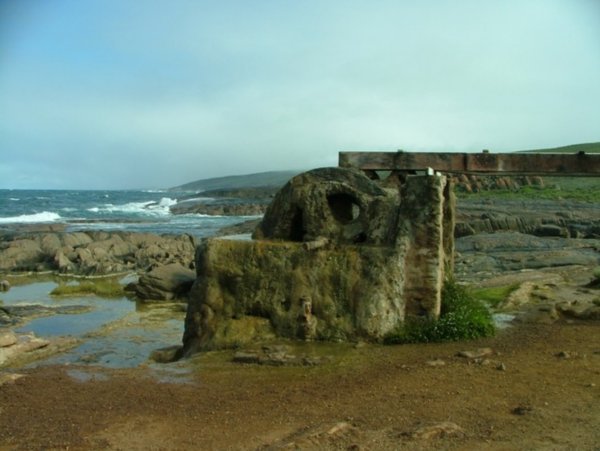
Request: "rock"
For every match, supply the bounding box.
[456,197,600,239]
[456,348,493,359]
[426,359,446,367]
[171,201,267,216]
[0,308,13,326]
[0,280,10,292]
[232,345,331,367]
[266,421,360,449]
[254,167,400,245]
[557,302,600,320]
[511,405,533,416]
[0,333,49,366]
[0,231,196,276]
[0,331,18,348]
[0,372,25,386]
[182,169,455,354]
[135,263,196,301]
[54,250,74,273]
[232,351,261,364]
[555,350,578,359]
[514,304,560,324]
[0,239,44,271]
[412,422,465,439]
[534,224,569,238]
[149,345,182,363]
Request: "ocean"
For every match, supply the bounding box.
[0,189,258,237]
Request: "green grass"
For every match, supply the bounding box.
[50,280,125,297]
[457,180,600,203]
[518,142,600,154]
[456,142,600,202]
[384,280,495,344]
[471,284,519,308]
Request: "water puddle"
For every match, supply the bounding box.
[2,278,186,375]
[493,313,515,329]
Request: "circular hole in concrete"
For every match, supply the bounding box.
[327,193,361,224]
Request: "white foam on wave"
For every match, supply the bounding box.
[178,196,215,203]
[86,197,177,216]
[0,211,62,223]
[9,198,19,201]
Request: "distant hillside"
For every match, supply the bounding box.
[518,142,600,153]
[170,170,302,192]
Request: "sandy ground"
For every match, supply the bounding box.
[1,318,599,450]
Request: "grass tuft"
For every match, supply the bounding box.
[471,284,519,308]
[51,280,125,297]
[384,280,495,344]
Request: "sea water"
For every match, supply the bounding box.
[0,189,258,237]
[0,189,256,372]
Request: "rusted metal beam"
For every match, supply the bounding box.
[339,151,600,176]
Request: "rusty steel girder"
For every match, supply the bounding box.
[339,151,600,176]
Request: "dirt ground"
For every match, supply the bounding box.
[1,318,599,450]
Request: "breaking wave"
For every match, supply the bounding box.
[87,197,177,216]
[0,211,62,223]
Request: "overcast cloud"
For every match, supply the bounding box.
[1,0,599,189]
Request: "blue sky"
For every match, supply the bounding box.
[1,0,599,189]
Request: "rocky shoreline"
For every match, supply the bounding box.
[0,227,196,276]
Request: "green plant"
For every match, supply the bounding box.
[50,280,125,297]
[471,284,519,308]
[384,280,495,344]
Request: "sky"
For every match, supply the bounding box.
[1,0,599,190]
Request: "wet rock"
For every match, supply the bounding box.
[0,280,10,291]
[135,263,196,301]
[1,304,92,325]
[412,422,465,439]
[149,345,182,363]
[0,308,13,326]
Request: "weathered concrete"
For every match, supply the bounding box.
[181,167,455,353]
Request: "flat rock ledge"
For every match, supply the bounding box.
[0,331,48,367]
[0,230,196,276]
